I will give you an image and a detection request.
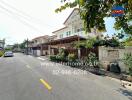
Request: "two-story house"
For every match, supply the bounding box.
[53,8,99,40]
[47,8,101,56]
[31,35,50,56]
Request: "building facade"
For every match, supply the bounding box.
[0,39,5,48]
[31,35,50,56]
[53,8,100,40]
[48,8,101,56]
[29,8,102,57]
[0,39,5,51]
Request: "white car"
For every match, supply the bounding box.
[4,51,14,57]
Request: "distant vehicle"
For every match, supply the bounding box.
[4,51,14,57]
[21,49,25,53]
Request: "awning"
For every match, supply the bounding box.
[43,35,86,45]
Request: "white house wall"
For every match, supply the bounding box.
[53,9,99,40]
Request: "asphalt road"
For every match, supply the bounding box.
[0,53,131,100]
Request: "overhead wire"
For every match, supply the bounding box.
[0,3,44,34]
[0,1,57,34]
[0,0,56,28]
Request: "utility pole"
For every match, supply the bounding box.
[26,38,29,55]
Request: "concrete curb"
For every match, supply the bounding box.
[106,76,132,90]
[121,80,132,90]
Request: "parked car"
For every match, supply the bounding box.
[4,51,14,57]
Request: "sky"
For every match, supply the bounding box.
[0,0,116,45]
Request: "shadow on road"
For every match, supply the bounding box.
[117,88,132,100]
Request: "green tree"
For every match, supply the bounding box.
[19,40,27,49]
[74,37,96,48]
[12,44,19,50]
[74,35,122,48]
[56,0,132,35]
[123,53,132,76]
[124,36,132,46]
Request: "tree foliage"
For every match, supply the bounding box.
[123,53,132,76]
[74,37,96,48]
[56,0,132,35]
[12,44,19,50]
[19,40,27,49]
[74,34,123,48]
[124,36,132,46]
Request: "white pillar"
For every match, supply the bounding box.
[48,45,51,55]
[78,48,81,60]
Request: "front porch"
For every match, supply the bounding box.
[42,35,98,59]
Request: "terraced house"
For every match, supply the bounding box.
[30,35,50,56]
[45,8,101,57]
[29,8,102,57]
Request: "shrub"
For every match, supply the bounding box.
[124,37,132,46]
[49,55,56,61]
[49,48,68,62]
[68,53,76,62]
[0,51,4,57]
[123,53,132,76]
[86,52,99,67]
[56,48,67,62]
[56,54,66,62]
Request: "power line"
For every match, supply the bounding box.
[0,0,55,28]
[0,3,44,34]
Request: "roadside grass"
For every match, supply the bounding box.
[0,51,4,57]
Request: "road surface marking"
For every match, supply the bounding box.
[26,65,32,69]
[40,79,52,90]
[28,55,33,58]
[37,57,46,61]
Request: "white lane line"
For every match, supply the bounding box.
[26,65,32,69]
[37,57,46,61]
[26,64,41,77]
[28,55,33,58]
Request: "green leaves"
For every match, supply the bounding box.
[124,36,132,46]
[74,38,96,49]
[123,53,132,76]
[68,53,76,61]
[55,1,77,13]
[78,0,85,6]
[86,52,98,67]
[128,0,132,12]
[56,0,131,35]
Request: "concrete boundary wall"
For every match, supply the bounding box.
[99,46,132,72]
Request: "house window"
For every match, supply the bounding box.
[80,28,84,31]
[69,31,71,35]
[77,29,80,32]
[76,28,84,32]
[35,40,37,43]
[66,32,69,36]
[66,31,71,36]
[59,34,63,38]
